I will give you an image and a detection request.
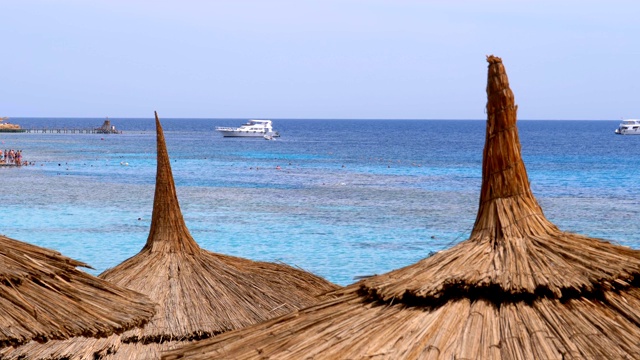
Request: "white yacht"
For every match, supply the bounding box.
[615,119,640,135]
[216,119,280,138]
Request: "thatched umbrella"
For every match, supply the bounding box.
[1,112,338,359]
[0,235,155,349]
[163,56,640,360]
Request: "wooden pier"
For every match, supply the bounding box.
[0,117,121,134]
[18,128,122,134]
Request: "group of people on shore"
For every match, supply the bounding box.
[0,149,29,166]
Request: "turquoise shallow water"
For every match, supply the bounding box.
[1,118,639,285]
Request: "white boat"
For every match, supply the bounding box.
[216,119,280,138]
[615,119,640,135]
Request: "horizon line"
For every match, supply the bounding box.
[5,117,621,121]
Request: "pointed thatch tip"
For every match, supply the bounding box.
[486,54,502,64]
[143,112,200,254]
[471,54,548,239]
[485,54,516,129]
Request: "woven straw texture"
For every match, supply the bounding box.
[0,234,155,349]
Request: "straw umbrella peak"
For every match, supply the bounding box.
[101,111,337,342]
[472,54,553,241]
[143,111,200,254]
[357,55,640,304]
[163,56,640,360]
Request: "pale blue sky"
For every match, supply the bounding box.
[1,0,638,119]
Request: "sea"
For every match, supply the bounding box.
[1,118,639,286]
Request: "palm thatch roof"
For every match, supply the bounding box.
[0,235,155,349]
[1,112,338,359]
[163,56,640,360]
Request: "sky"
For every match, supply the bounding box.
[1,0,638,120]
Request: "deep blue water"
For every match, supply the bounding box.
[1,118,638,285]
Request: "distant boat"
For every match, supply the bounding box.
[614,119,640,135]
[0,117,25,133]
[216,119,280,138]
[95,117,120,134]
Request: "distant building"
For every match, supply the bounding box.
[96,118,120,134]
[0,117,24,133]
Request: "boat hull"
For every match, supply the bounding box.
[615,128,640,135]
[217,130,269,137]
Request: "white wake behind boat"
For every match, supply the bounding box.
[216,119,280,138]
[615,119,640,135]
